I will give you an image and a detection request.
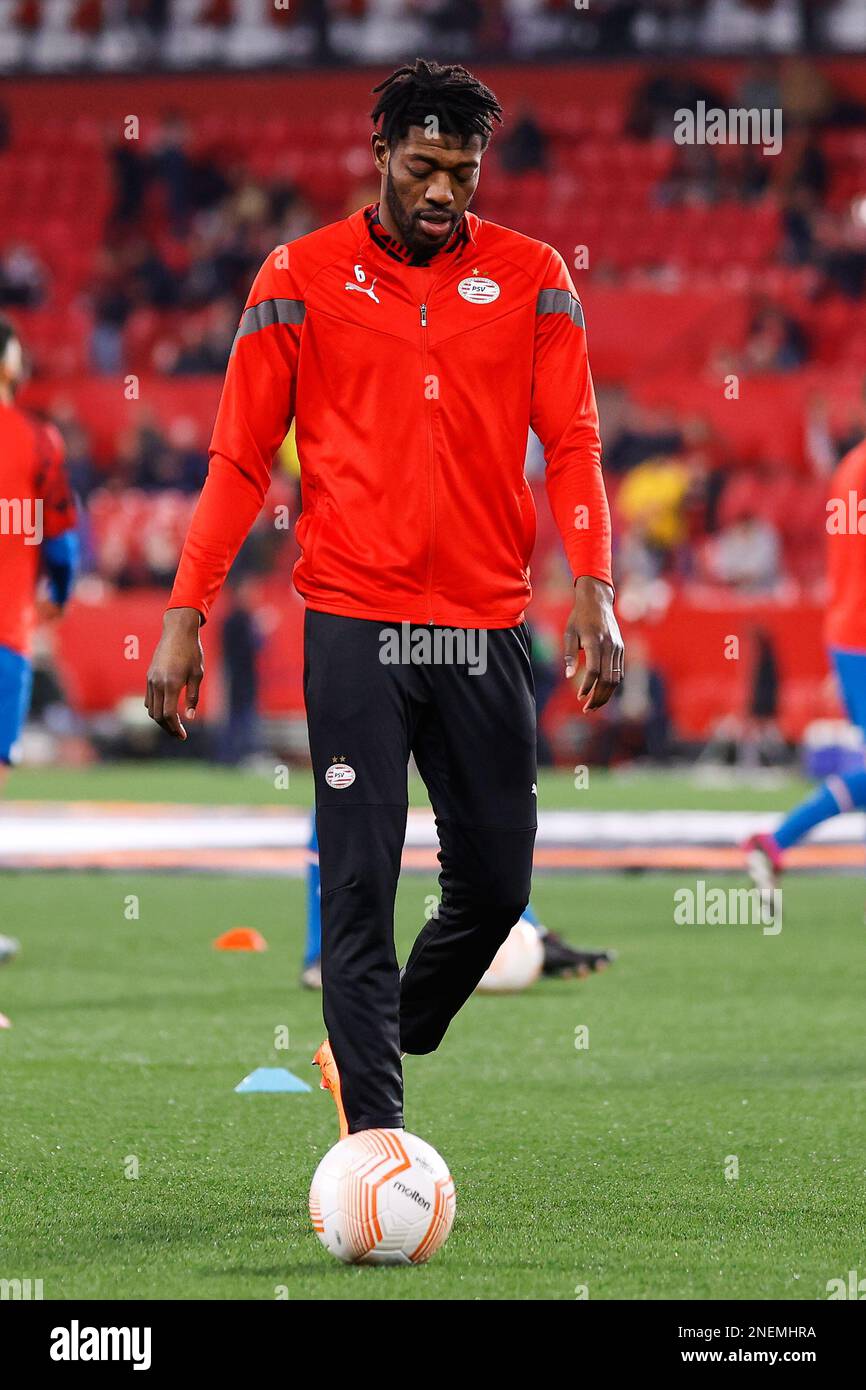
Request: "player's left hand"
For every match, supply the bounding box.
[145,608,205,740]
[564,576,624,712]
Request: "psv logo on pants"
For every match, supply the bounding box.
[325,762,356,790]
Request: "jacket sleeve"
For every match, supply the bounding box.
[35,420,78,539]
[168,247,302,621]
[530,247,612,588]
[35,420,80,607]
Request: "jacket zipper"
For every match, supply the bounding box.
[420,300,435,623]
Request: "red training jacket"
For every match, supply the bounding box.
[169,204,612,628]
[826,438,866,652]
[0,404,76,657]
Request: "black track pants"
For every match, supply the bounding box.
[304,610,537,1132]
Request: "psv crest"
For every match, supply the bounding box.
[457,275,500,304]
[325,756,356,790]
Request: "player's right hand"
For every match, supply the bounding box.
[145,607,205,740]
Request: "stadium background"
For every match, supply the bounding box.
[4,0,866,1304]
[2,1,866,767]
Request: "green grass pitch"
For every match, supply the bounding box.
[1,766,864,1299]
[4,760,813,811]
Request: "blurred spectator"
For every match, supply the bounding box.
[781,128,829,200]
[617,454,692,570]
[426,0,484,49]
[592,634,670,766]
[528,623,559,765]
[126,238,180,310]
[679,415,728,535]
[219,579,264,765]
[778,55,836,128]
[658,144,720,205]
[749,625,780,725]
[110,140,150,226]
[799,0,824,50]
[500,110,548,175]
[127,0,169,33]
[703,514,781,591]
[164,418,208,493]
[814,210,866,300]
[53,407,100,500]
[734,57,782,114]
[605,400,684,474]
[152,114,193,237]
[167,300,237,375]
[741,624,785,765]
[726,145,773,202]
[593,1,644,53]
[781,186,817,265]
[0,244,46,308]
[301,0,336,64]
[744,300,808,371]
[627,69,726,141]
[803,390,838,479]
[89,251,132,373]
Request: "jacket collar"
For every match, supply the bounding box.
[361,202,476,268]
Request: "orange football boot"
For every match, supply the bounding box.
[312,1039,349,1139]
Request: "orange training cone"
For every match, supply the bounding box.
[213,927,268,952]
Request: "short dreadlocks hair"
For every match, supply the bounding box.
[371,59,503,150]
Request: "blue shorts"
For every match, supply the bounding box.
[830,646,866,737]
[0,645,33,765]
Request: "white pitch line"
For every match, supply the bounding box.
[0,804,863,860]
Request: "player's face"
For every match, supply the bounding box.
[373,127,484,257]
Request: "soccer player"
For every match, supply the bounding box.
[145,61,623,1139]
[745,428,866,891]
[0,317,79,791]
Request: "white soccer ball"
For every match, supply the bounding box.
[0,935,21,966]
[309,1128,456,1266]
[475,917,544,994]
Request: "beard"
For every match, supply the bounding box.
[384,169,456,256]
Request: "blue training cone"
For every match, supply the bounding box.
[234,1067,312,1094]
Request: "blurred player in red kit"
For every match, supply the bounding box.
[746,424,866,896]
[0,317,79,787]
[0,316,79,980]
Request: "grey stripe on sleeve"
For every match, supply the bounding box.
[536,287,585,329]
[230,298,306,356]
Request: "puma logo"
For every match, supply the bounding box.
[344,277,380,304]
